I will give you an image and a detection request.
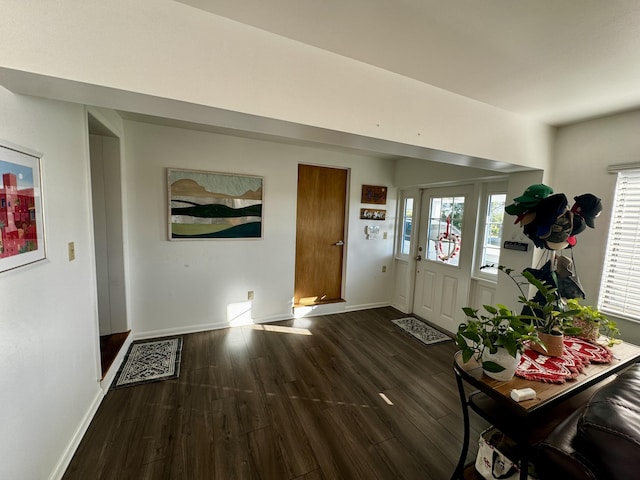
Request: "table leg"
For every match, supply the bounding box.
[518,441,529,480]
[451,373,471,480]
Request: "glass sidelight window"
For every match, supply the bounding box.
[399,197,414,255]
[479,193,506,275]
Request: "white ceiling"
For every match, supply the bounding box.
[178,0,640,126]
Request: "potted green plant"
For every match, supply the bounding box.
[456,303,541,381]
[491,265,581,356]
[565,298,619,345]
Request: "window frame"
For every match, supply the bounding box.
[473,183,507,281]
[424,194,465,267]
[598,168,640,323]
[396,191,417,259]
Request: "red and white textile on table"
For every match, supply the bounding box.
[516,337,613,384]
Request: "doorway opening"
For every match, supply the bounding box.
[412,185,477,332]
[87,112,130,378]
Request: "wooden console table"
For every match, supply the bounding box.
[451,341,640,480]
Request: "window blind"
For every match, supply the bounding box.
[599,169,640,321]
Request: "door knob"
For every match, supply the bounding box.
[334,240,344,246]
[416,254,422,261]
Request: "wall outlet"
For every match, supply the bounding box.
[248,290,254,300]
[68,242,75,261]
[383,231,388,240]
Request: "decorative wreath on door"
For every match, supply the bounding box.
[437,215,461,262]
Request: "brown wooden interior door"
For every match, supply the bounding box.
[294,164,348,306]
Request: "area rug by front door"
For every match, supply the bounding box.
[391,317,451,346]
[111,337,183,389]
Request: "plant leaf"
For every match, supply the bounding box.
[461,349,473,363]
[455,332,469,349]
[462,307,478,318]
[461,331,481,343]
[483,305,498,315]
[482,360,506,373]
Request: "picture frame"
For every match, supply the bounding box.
[360,208,386,221]
[0,141,46,273]
[167,168,263,240]
[361,184,387,205]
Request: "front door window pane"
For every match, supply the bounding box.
[426,196,464,266]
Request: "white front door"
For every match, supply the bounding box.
[412,185,477,333]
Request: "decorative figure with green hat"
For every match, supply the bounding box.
[505,184,554,216]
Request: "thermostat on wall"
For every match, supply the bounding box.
[365,225,380,239]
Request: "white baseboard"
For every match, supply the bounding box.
[389,302,410,314]
[132,321,230,341]
[49,388,104,480]
[290,301,391,318]
[344,301,391,312]
[131,313,309,340]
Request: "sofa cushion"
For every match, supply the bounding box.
[536,409,598,480]
[577,363,640,479]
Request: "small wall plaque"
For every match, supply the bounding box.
[503,241,529,252]
[360,208,386,220]
[361,185,387,205]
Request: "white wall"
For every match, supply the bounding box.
[123,120,396,337]
[395,157,506,188]
[0,88,102,480]
[0,0,552,173]
[553,109,640,343]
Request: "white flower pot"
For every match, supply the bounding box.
[481,348,521,381]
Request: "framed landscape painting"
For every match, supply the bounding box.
[167,168,263,240]
[0,142,46,273]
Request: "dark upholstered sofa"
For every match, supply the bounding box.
[536,363,640,479]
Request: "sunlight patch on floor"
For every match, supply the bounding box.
[245,324,312,335]
[292,317,313,329]
[227,302,312,335]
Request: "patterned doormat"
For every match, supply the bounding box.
[391,317,451,346]
[111,337,183,389]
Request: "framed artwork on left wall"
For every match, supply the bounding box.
[167,168,264,240]
[0,141,46,273]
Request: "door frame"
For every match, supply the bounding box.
[293,163,350,306]
[86,107,132,389]
[394,181,484,321]
[411,184,478,331]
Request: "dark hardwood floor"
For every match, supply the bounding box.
[64,307,488,480]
